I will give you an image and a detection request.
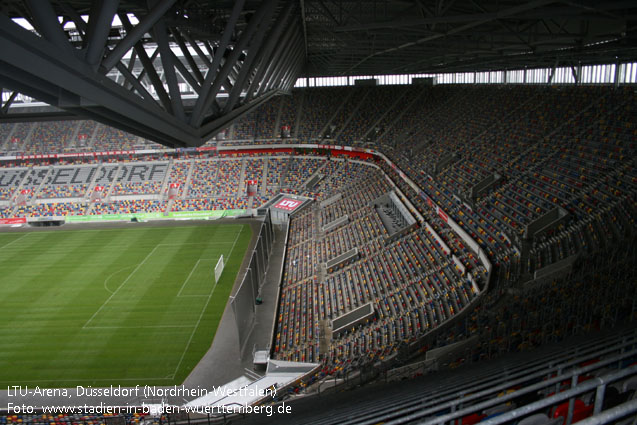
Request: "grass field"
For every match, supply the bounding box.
[0,223,251,388]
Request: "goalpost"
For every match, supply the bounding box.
[214,255,225,283]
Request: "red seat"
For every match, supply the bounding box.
[553,399,593,424]
[456,413,486,425]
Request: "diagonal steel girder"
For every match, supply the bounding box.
[191,0,273,127]
[1,90,18,115]
[0,1,302,148]
[0,12,197,147]
[222,0,280,115]
[244,2,296,103]
[188,0,246,127]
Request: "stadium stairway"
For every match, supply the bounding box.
[181,159,195,200]
[238,158,247,196]
[86,122,101,149]
[272,95,284,138]
[65,121,82,150]
[316,88,356,140]
[0,123,14,151]
[158,159,174,200]
[332,90,371,141]
[357,86,414,144]
[15,122,35,152]
[292,90,305,139]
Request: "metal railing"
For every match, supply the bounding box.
[300,328,637,425]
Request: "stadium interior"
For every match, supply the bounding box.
[0,0,636,424]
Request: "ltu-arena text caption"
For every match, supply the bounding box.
[4,385,292,417]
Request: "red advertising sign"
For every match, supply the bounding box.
[169,183,180,189]
[0,217,26,224]
[20,189,31,195]
[437,207,448,223]
[93,186,104,192]
[274,198,302,211]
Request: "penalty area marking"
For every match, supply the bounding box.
[82,244,161,329]
[84,325,195,329]
[85,229,241,330]
[103,265,136,295]
[0,233,29,250]
[176,258,216,298]
[170,225,244,379]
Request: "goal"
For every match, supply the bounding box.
[214,255,225,283]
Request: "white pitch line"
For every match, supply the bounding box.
[14,376,174,383]
[158,242,235,247]
[82,244,161,329]
[176,258,219,297]
[176,259,202,297]
[11,224,245,235]
[0,242,235,252]
[0,233,29,250]
[171,225,244,378]
[103,265,136,295]
[85,325,195,329]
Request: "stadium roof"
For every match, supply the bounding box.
[0,0,636,148]
[303,0,637,76]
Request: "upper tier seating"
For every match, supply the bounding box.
[0,85,634,386]
[273,161,485,367]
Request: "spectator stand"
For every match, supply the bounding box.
[0,122,16,153]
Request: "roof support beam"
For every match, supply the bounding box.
[59,2,87,46]
[281,47,304,91]
[268,39,303,95]
[571,62,579,84]
[222,0,279,114]
[25,0,76,56]
[257,25,301,97]
[131,48,160,92]
[85,0,120,69]
[171,28,204,85]
[170,50,201,93]
[300,0,309,59]
[189,0,246,126]
[102,0,176,71]
[115,61,161,109]
[344,0,560,74]
[180,30,213,67]
[123,49,138,90]
[1,90,18,115]
[245,2,295,102]
[0,2,305,147]
[548,57,559,83]
[284,42,305,86]
[153,18,186,121]
[0,68,58,108]
[0,13,197,147]
[119,13,171,112]
[203,41,216,59]
[336,0,563,32]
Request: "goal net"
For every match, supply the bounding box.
[214,255,225,283]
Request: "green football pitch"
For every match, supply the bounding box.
[0,223,251,388]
